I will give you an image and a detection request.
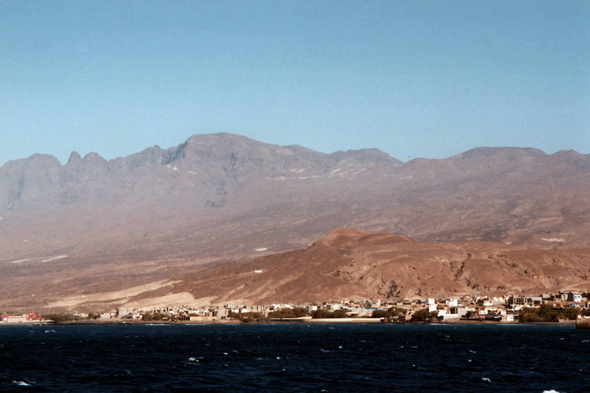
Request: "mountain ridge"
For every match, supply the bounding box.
[1,133,589,311]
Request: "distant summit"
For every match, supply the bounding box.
[457,147,547,160]
[0,132,589,311]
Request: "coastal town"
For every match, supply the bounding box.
[2,290,590,325]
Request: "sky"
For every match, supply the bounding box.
[1,0,588,164]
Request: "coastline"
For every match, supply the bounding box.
[0,319,578,326]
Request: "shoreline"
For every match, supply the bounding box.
[0,319,578,326]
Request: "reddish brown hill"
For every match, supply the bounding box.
[357,232,417,247]
[312,228,416,249]
[312,228,371,248]
[123,230,590,308]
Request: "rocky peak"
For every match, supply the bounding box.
[67,151,82,165]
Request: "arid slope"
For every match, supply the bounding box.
[127,229,590,307]
[1,134,589,311]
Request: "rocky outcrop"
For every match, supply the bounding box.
[162,229,590,306]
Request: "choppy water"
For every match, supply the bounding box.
[0,324,588,392]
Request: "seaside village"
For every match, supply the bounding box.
[2,290,590,324]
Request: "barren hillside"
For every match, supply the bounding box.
[121,228,590,308]
[1,134,589,311]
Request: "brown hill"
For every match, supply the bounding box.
[119,229,590,308]
[311,228,416,249]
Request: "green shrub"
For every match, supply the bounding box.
[562,307,579,320]
[410,309,436,322]
[519,304,579,322]
[42,313,78,323]
[268,307,309,318]
[372,307,406,318]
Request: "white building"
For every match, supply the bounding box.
[569,292,583,302]
[445,299,458,307]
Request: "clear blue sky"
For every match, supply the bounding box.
[1,0,588,164]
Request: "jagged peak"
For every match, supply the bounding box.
[67,151,82,165]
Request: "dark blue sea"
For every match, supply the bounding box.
[0,323,588,392]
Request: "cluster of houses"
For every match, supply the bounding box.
[218,291,590,323]
[113,306,229,322]
[1,291,588,324]
[96,290,590,323]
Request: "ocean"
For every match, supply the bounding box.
[0,323,588,392]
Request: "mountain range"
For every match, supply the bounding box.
[1,133,589,311]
